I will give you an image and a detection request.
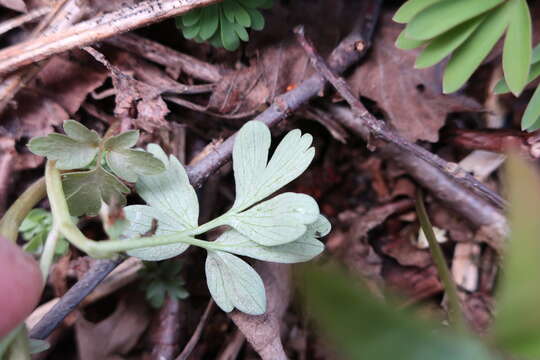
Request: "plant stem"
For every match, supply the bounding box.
[415,189,467,332]
[0,178,46,241]
[45,161,225,257]
[39,222,60,282]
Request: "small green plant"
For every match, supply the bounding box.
[19,209,69,256]
[394,0,540,131]
[139,261,189,308]
[302,155,540,360]
[28,120,165,216]
[176,0,273,51]
[21,120,328,315]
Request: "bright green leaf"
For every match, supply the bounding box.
[521,85,540,131]
[491,155,540,358]
[405,0,504,40]
[226,192,319,246]
[205,250,266,314]
[503,0,532,96]
[220,12,240,51]
[247,8,264,31]
[182,23,201,39]
[199,5,220,40]
[28,120,100,170]
[415,15,485,69]
[395,30,427,50]
[443,2,511,93]
[62,167,129,217]
[494,62,540,94]
[181,8,202,27]
[232,22,249,42]
[301,265,496,360]
[393,0,441,24]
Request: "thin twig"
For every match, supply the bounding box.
[0,0,221,75]
[27,1,383,339]
[0,7,50,36]
[175,300,214,360]
[105,34,223,83]
[0,0,89,114]
[294,26,507,210]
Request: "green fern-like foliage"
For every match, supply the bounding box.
[394,0,540,131]
[176,0,273,51]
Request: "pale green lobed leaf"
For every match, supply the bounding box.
[106,149,165,182]
[503,0,532,97]
[405,0,504,41]
[232,121,270,210]
[135,144,199,229]
[443,2,511,93]
[103,130,139,151]
[231,121,314,211]
[392,0,441,24]
[415,15,485,69]
[28,120,101,170]
[205,250,266,315]
[63,120,100,143]
[227,192,320,246]
[214,215,329,263]
[62,167,129,216]
[123,205,189,261]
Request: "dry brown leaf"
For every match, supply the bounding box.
[0,90,68,139]
[75,294,150,360]
[228,262,290,360]
[0,0,26,12]
[37,55,108,114]
[349,13,482,142]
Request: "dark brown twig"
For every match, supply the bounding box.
[28,1,383,340]
[174,300,214,360]
[294,26,507,210]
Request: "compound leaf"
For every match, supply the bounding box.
[226,192,319,246]
[199,5,220,40]
[205,250,266,315]
[415,15,485,69]
[62,167,129,217]
[123,205,190,261]
[215,215,329,263]
[220,12,240,51]
[106,149,165,183]
[405,0,504,40]
[103,130,138,150]
[232,121,314,211]
[28,120,100,170]
[135,144,199,230]
[503,0,532,96]
[393,0,441,24]
[443,1,511,93]
[247,8,264,30]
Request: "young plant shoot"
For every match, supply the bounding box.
[28,120,329,315]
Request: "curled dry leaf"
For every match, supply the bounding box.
[228,262,291,360]
[75,295,150,360]
[348,12,482,142]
